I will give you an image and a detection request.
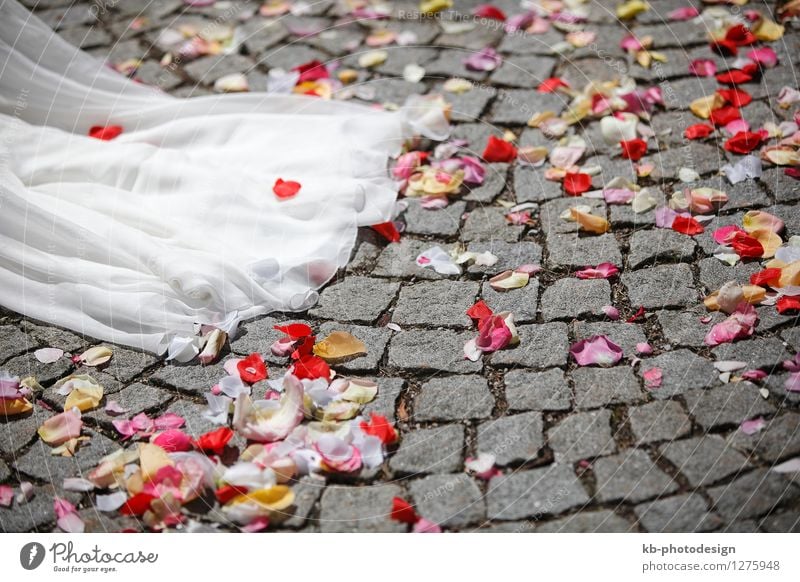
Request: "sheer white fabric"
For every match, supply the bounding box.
[0,0,447,354]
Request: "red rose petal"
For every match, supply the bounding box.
[273,323,313,339]
[538,77,569,93]
[119,492,155,516]
[390,496,419,524]
[215,485,248,505]
[563,172,592,196]
[627,306,645,323]
[724,131,763,154]
[620,138,647,161]
[473,4,506,20]
[466,299,494,324]
[482,135,517,162]
[717,87,752,108]
[291,354,330,380]
[672,215,704,235]
[777,295,800,314]
[372,221,401,243]
[715,70,753,85]
[710,39,737,56]
[237,353,268,384]
[195,427,234,456]
[359,413,398,445]
[273,178,302,199]
[292,60,329,83]
[684,124,714,140]
[709,105,741,127]
[725,23,757,46]
[750,268,782,288]
[88,125,123,140]
[729,231,764,258]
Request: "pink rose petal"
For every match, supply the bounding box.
[689,59,717,77]
[413,518,442,533]
[704,304,759,346]
[570,335,623,367]
[576,263,619,279]
[0,485,13,507]
[643,367,662,389]
[740,417,766,435]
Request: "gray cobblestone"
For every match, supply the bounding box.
[408,473,485,528]
[548,409,616,463]
[392,280,480,327]
[628,400,692,445]
[659,435,751,487]
[594,449,679,504]
[504,368,571,412]
[414,375,493,422]
[477,412,544,466]
[390,424,464,475]
[573,367,645,409]
[541,278,611,322]
[310,276,399,323]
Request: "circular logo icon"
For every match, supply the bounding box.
[20,542,46,570]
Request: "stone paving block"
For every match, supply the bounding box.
[13,430,120,484]
[372,238,442,280]
[497,28,565,55]
[0,457,10,482]
[656,309,725,348]
[762,167,800,203]
[424,49,487,82]
[315,323,388,373]
[284,475,326,529]
[546,233,623,269]
[663,77,719,111]
[514,165,563,203]
[439,84,496,124]
[467,240,543,276]
[258,44,327,71]
[310,276,400,323]
[628,400,692,445]
[708,469,799,521]
[548,409,616,463]
[102,347,159,383]
[627,229,697,269]
[414,375,494,422]
[728,413,800,463]
[461,207,524,242]
[488,89,565,125]
[540,197,607,236]
[504,368,571,412]
[541,278,611,322]
[481,281,539,324]
[477,412,544,466]
[84,382,171,426]
[594,449,679,504]
[712,337,791,371]
[388,330,482,374]
[240,18,290,54]
[659,435,751,487]
[436,21,504,50]
[486,464,590,521]
[622,264,699,309]
[319,484,406,533]
[0,485,81,532]
[697,257,761,291]
[392,280,480,327]
[573,367,645,409]
[572,322,647,356]
[651,142,723,180]
[638,350,718,398]
[683,383,775,430]
[2,352,73,386]
[184,54,255,83]
[0,406,45,455]
[635,494,722,533]
[402,199,466,237]
[489,55,557,88]
[21,321,85,353]
[490,323,569,368]
[389,425,465,475]
[760,512,800,533]
[462,163,508,202]
[165,399,219,438]
[535,509,635,533]
[150,363,221,396]
[362,377,405,420]
[0,325,36,364]
[409,473,485,528]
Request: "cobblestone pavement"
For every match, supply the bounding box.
[2,0,800,533]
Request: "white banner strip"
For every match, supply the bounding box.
[2,533,798,581]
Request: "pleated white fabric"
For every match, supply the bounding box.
[0,0,447,354]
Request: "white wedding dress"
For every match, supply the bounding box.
[0,0,447,355]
